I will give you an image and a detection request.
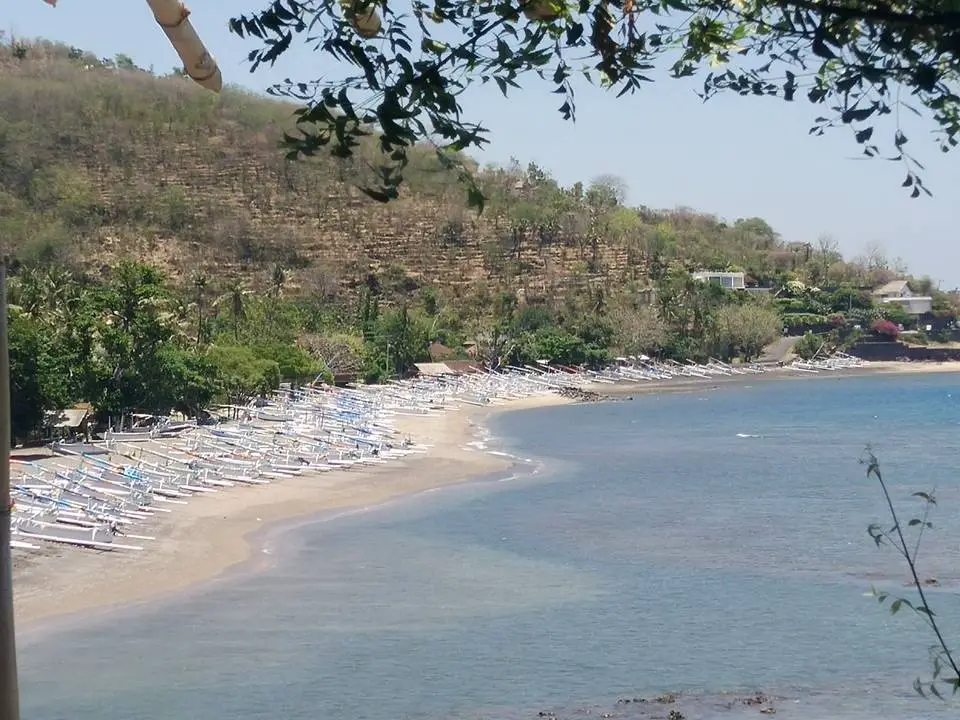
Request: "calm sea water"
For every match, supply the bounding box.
[17,374,960,720]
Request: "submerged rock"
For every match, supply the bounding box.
[557,387,630,403]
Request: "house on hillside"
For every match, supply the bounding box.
[872,280,933,315]
[691,270,745,290]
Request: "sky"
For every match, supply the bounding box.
[5,0,960,287]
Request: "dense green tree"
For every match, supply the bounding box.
[206,345,282,405]
[510,326,610,367]
[153,347,220,418]
[253,342,325,383]
[511,305,555,334]
[367,305,431,379]
[713,303,783,361]
[91,262,181,419]
[8,310,69,442]
[655,269,730,358]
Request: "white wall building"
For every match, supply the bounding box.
[691,271,745,290]
[871,280,933,315]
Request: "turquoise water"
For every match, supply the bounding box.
[17,374,960,719]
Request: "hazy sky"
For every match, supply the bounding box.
[6,0,960,286]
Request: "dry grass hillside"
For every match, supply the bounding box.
[0,38,842,302]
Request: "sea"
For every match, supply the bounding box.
[16,373,960,720]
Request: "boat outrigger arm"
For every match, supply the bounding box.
[40,0,222,94]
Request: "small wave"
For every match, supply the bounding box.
[487,450,515,458]
[736,433,761,438]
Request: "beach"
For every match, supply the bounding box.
[12,393,572,631]
[13,359,960,633]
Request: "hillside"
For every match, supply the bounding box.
[0,38,883,302]
[7,38,957,442]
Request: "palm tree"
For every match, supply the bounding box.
[9,267,43,319]
[8,266,81,331]
[192,271,208,346]
[215,279,249,342]
[270,263,286,298]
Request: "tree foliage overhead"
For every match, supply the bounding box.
[230,0,960,203]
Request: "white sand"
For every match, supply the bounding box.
[13,394,571,631]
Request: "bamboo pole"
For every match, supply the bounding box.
[0,263,20,720]
[145,0,222,93]
[39,1,221,94]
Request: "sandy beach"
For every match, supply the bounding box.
[13,359,960,633]
[13,393,572,632]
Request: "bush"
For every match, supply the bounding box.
[775,297,829,315]
[838,327,863,350]
[782,313,828,331]
[847,307,881,326]
[879,302,911,327]
[793,332,824,360]
[870,319,900,339]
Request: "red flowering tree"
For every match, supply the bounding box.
[870,319,900,340]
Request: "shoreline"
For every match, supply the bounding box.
[583,360,960,398]
[13,393,571,634]
[14,359,960,635]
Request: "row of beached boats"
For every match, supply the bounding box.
[588,357,770,384]
[787,353,867,373]
[8,367,578,553]
[7,356,862,553]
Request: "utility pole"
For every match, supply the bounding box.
[0,262,20,720]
